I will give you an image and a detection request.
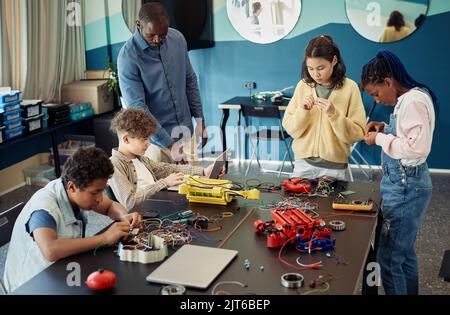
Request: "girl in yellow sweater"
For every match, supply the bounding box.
[282,35,366,181]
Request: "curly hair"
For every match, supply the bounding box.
[61,147,114,189]
[110,108,157,139]
[301,35,346,89]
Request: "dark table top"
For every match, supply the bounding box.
[12,176,380,295]
[219,96,290,107]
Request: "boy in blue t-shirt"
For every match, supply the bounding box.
[3,147,141,292]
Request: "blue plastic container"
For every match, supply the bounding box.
[0,90,21,103]
[3,117,23,131]
[4,126,25,141]
[1,108,23,122]
[0,100,21,113]
[70,108,94,121]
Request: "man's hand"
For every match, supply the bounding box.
[364,132,378,146]
[365,121,385,135]
[302,95,315,110]
[315,98,336,117]
[195,119,208,148]
[120,212,142,229]
[168,141,187,164]
[165,172,185,187]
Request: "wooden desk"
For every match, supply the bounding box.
[11,176,380,295]
[218,97,289,171]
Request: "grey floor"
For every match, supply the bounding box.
[1,160,449,295]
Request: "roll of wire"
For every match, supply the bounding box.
[281,273,304,289]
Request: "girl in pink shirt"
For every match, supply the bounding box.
[361,50,437,295]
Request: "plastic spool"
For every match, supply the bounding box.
[328,220,346,231]
[118,235,168,264]
[161,284,186,295]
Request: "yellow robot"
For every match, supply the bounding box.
[178,175,260,205]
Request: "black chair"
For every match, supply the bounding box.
[0,202,25,294]
[240,104,294,177]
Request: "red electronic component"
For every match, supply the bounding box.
[86,269,117,290]
[282,178,312,193]
[253,207,334,251]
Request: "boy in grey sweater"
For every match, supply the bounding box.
[109,109,217,209]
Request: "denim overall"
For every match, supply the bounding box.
[377,111,433,295]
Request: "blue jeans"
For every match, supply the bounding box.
[377,162,432,295]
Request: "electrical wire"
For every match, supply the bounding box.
[212,281,247,295]
[277,239,322,270]
[300,282,330,295]
[296,257,323,268]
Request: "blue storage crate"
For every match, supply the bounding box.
[69,103,91,114]
[4,126,25,141]
[1,108,23,122]
[0,90,21,103]
[0,100,21,113]
[3,117,23,130]
[70,108,94,121]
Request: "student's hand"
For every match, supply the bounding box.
[102,221,131,244]
[217,167,226,179]
[165,172,185,187]
[203,163,214,178]
[120,212,142,229]
[365,121,384,135]
[364,132,378,146]
[315,98,336,117]
[169,142,187,164]
[302,95,315,110]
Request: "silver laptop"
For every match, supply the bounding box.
[167,149,230,192]
[146,244,238,289]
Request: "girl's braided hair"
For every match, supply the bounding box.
[361,50,438,115]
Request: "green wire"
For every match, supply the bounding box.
[160,210,185,220]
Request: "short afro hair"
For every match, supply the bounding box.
[61,147,114,189]
[110,108,158,139]
[138,2,169,25]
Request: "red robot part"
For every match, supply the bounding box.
[253,207,334,251]
[282,178,312,193]
[86,269,117,290]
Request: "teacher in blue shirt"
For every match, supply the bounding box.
[117,2,207,164]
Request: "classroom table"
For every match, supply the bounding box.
[11,176,380,295]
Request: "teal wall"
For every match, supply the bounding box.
[85,0,450,169]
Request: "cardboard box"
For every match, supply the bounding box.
[61,80,114,114]
[84,70,111,80]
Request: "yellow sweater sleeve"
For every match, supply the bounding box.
[282,81,313,139]
[327,83,366,145]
